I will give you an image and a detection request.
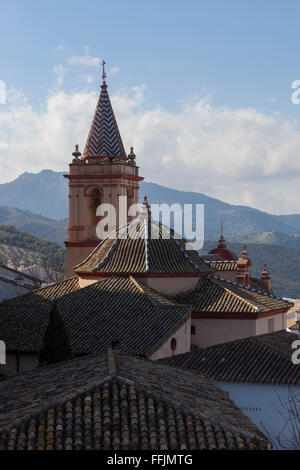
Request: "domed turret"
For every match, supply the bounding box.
[75,197,212,277]
[208,223,238,261]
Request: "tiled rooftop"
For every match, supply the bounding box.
[174,275,291,314]
[208,260,238,271]
[0,276,189,357]
[161,330,300,385]
[3,276,79,305]
[0,350,269,450]
[75,220,212,275]
[206,262,273,294]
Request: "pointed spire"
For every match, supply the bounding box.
[83,60,126,159]
[218,221,227,249]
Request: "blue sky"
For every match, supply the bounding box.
[1,0,299,114]
[1,0,300,214]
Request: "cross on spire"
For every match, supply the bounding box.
[102,60,107,83]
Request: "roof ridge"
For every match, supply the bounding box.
[0,276,79,305]
[144,219,150,272]
[129,276,163,306]
[172,238,202,271]
[0,375,114,435]
[208,274,293,305]
[76,218,212,275]
[73,238,110,270]
[113,355,266,440]
[74,220,133,271]
[251,331,297,359]
[208,276,260,313]
[211,329,298,353]
[209,260,237,264]
[93,222,134,271]
[94,237,120,271]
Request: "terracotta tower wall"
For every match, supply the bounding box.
[64,68,143,277]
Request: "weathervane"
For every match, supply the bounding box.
[102,60,107,82]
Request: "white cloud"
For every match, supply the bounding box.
[1,83,300,214]
[109,66,120,76]
[68,47,100,67]
[84,75,95,85]
[0,89,97,183]
[53,64,69,87]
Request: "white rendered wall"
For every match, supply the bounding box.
[255,313,286,335]
[142,276,199,296]
[219,381,300,449]
[191,318,256,348]
[191,313,285,348]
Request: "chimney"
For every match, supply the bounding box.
[261,263,272,294]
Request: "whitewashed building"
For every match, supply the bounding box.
[162,330,300,449]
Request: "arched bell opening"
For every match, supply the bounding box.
[84,186,103,239]
[89,188,102,226]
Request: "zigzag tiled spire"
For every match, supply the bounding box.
[83,67,126,158]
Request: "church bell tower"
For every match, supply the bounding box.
[64,61,143,277]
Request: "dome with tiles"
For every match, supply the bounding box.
[75,197,212,275]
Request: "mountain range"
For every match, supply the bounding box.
[0,169,299,298]
[0,206,67,245]
[1,170,300,245]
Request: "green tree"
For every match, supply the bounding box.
[39,303,72,365]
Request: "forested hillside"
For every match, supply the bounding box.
[0,225,65,269]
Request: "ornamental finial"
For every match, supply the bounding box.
[242,244,248,259]
[72,144,81,159]
[128,146,136,165]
